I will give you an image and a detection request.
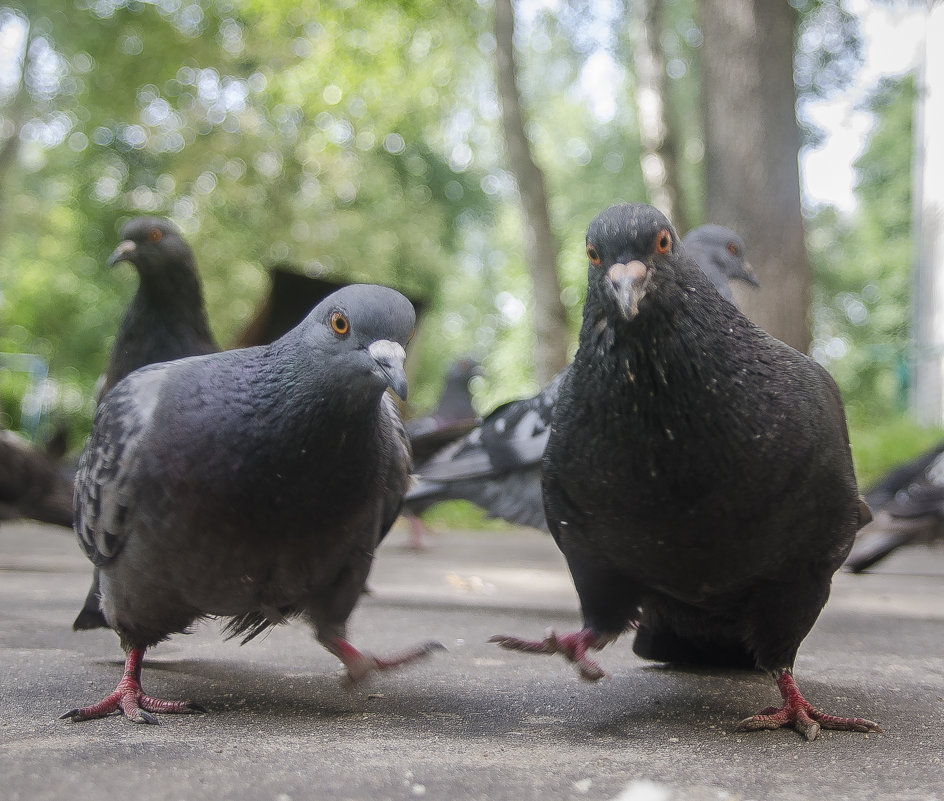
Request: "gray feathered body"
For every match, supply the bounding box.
[543,209,864,673]
[75,294,411,651]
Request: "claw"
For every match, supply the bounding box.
[61,648,205,724]
[330,637,445,686]
[737,670,881,741]
[489,628,608,681]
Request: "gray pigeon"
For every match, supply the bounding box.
[681,223,758,302]
[74,217,219,632]
[62,284,439,724]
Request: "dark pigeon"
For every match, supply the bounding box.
[491,203,880,740]
[845,441,944,572]
[404,224,758,532]
[0,428,74,529]
[61,284,439,724]
[74,217,219,631]
[99,217,218,399]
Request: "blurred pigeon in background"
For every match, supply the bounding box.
[0,427,73,528]
[845,441,944,571]
[406,358,480,465]
[61,284,440,724]
[681,223,758,302]
[492,203,879,740]
[98,217,218,399]
[73,217,219,631]
[404,223,758,533]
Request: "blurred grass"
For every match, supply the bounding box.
[848,410,944,490]
[418,500,518,532]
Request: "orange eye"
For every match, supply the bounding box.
[586,244,601,265]
[654,229,672,254]
[149,228,163,243]
[330,311,349,336]
[727,242,739,256]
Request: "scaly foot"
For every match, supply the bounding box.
[329,637,445,685]
[737,670,881,741]
[489,628,610,681]
[60,648,205,724]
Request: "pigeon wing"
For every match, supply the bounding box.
[74,365,169,567]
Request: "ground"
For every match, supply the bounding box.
[1,520,942,801]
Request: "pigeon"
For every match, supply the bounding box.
[98,217,218,399]
[491,203,880,740]
[0,428,74,528]
[406,357,480,466]
[73,217,219,632]
[405,367,567,531]
[61,284,440,724]
[681,223,758,302]
[404,224,758,532]
[845,441,944,572]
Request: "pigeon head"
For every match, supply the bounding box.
[107,217,195,281]
[305,283,416,401]
[585,203,685,322]
[682,224,758,289]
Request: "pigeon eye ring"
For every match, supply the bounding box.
[654,229,672,254]
[330,312,350,336]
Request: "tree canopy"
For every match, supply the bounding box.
[0,0,923,476]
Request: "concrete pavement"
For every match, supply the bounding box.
[0,519,942,801]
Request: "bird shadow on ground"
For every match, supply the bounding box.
[67,652,888,744]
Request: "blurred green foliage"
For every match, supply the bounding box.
[0,0,662,449]
[809,74,915,424]
[0,0,930,502]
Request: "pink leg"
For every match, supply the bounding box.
[406,513,435,551]
[489,628,611,681]
[328,637,445,685]
[737,670,882,741]
[60,648,205,725]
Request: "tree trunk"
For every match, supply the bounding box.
[698,0,811,353]
[494,0,569,383]
[629,0,689,233]
[910,0,944,424]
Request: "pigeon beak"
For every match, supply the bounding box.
[368,339,409,401]
[607,260,648,320]
[739,260,760,288]
[107,240,137,267]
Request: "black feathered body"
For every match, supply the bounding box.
[403,224,755,532]
[544,249,862,672]
[76,300,411,651]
